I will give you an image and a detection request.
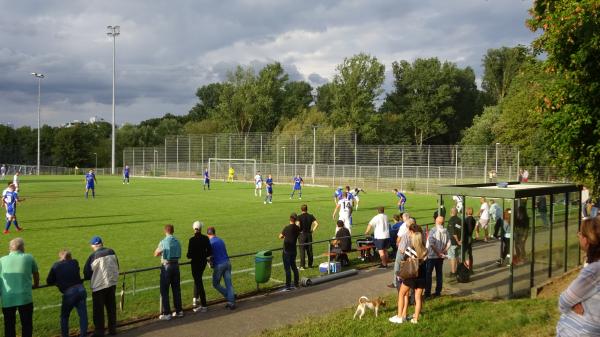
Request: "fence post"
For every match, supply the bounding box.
[260,134,263,165]
[201,136,204,172]
[535,166,538,182]
[484,146,488,183]
[132,148,135,176]
[276,139,280,182]
[426,145,430,194]
[244,135,247,180]
[294,134,297,176]
[188,135,191,176]
[354,132,358,186]
[377,146,380,191]
[142,148,145,176]
[401,146,404,192]
[176,136,179,176]
[454,145,458,185]
[332,133,336,187]
[516,149,520,181]
[214,136,218,179]
[312,127,316,185]
[164,138,167,176]
[228,136,232,167]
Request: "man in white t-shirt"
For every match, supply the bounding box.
[476,197,490,241]
[452,195,463,213]
[332,192,353,233]
[365,206,390,268]
[254,172,263,197]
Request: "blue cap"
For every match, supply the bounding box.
[89,236,103,245]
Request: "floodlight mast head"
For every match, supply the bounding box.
[107,25,120,37]
[31,72,44,78]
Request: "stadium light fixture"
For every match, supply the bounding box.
[107,25,120,175]
[31,72,45,175]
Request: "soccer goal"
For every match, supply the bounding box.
[208,158,257,182]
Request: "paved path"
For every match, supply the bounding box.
[118,268,396,337]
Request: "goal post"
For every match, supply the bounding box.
[208,158,257,182]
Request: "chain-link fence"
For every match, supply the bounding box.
[123,132,562,194]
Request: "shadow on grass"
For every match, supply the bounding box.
[23,219,167,231]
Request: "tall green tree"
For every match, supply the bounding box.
[188,83,225,121]
[481,45,530,104]
[329,53,385,143]
[383,58,481,145]
[528,0,600,196]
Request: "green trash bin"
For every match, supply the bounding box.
[255,250,273,284]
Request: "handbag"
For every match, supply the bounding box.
[398,257,419,279]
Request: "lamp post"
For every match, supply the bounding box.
[31,72,44,175]
[93,153,98,170]
[106,25,120,175]
[495,142,500,179]
[282,146,286,178]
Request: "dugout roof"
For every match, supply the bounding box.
[438,182,580,199]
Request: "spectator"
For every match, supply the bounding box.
[497,209,512,265]
[556,216,600,336]
[518,169,524,183]
[297,204,319,270]
[154,224,183,320]
[464,208,476,269]
[447,208,462,277]
[207,227,235,309]
[582,186,590,217]
[489,199,503,239]
[0,238,39,337]
[332,220,351,266]
[425,216,450,299]
[476,197,490,242]
[47,249,88,337]
[83,236,119,337]
[389,223,427,324]
[513,205,530,265]
[536,196,549,227]
[389,213,403,257]
[522,169,529,182]
[279,213,300,291]
[390,213,411,289]
[365,206,390,268]
[453,195,463,213]
[187,221,212,313]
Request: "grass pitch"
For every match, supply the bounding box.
[9,175,437,336]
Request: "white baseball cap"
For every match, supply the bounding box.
[192,221,203,230]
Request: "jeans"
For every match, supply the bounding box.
[191,261,208,307]
[61,284,88,337]
[92,285,117,336]
[298,232,313,268]
[425,258,444,297]
[212,261,235,304]
[160,263,182,314]
[282,251,299,288]
[2,302,33,337]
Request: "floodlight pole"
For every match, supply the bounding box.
[31,72,44,175]
[93,152,98,169]
[107,25,120,175]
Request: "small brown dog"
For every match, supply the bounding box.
[353,296,386,319]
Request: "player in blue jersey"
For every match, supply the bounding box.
[85,169,97,199]
[393,188,407,212]
[289,175,304,200]
[333,186,343,204]
[264,175,273,204]
[123,165,130,184]
[2,183,23,234]
[203,168,210,190]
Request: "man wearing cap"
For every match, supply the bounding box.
[207,227,236,309]
[187,221,212,312]
[154,224,183,320]
[83,236,119,337]
[0,238,39,337]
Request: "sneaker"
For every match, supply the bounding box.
[172,311,184,318]
[225,303,236,310]
[378,264,387,269]
[298,266,305,270]
[386,283,396,289]
[2,230,8,234]
[388,315,404,324]
[299,197,302,200]
[268,201,272,204]
[264,201,267,204]
[280,287,292,292]
[193,306,208,313]
[16,228,23,232]
[158,314,171,321]
[410,318,418,324]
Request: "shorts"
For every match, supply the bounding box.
[255,182,262,188]
[374,238,390,250]
[447,245,458,259]
[267,187,273,194]
[354,195,360,202]
[293,186,301,190]
[478,218,489,229]
[6,208,15,218]
[86,184,94,190]
[204,178,210,184]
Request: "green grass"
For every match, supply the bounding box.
[255,295,558,337]
[9,175,438,337]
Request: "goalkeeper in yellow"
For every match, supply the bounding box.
[227,167,235,182]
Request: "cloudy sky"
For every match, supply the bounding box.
[0,0,536,127]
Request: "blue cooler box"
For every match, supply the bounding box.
[329,262,342,273]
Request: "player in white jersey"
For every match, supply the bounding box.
[332,192,353,233]
[349,187,366,210]
[12,171,20,192]
[0,165,5,180]
[254,171,263,197]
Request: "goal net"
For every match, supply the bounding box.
[208,158,257,182]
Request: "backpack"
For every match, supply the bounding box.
[456,262,470,283]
